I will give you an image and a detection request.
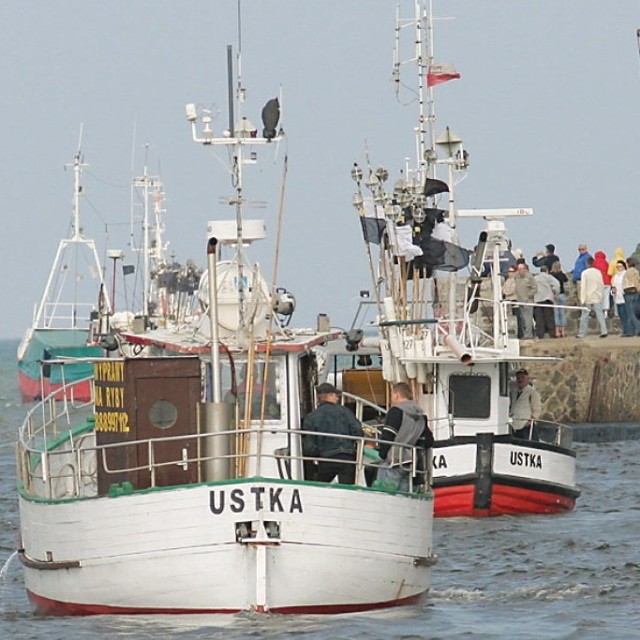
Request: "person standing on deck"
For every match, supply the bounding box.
[509,369,542,440]
[377,382,433,491]
[302,383,363,484]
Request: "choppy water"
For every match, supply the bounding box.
[1,339,639,639]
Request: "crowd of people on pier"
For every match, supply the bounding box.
[500,242,640,339]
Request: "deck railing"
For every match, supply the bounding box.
[17,379,432,502]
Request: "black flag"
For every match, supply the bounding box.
[359,217,387,245]
[423,177,449,198]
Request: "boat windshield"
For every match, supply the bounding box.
[221,359,282,421]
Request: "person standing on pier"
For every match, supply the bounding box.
[593,250,612,318]
[550,261,569,337]
[533,265,560,339]
[532,244,560,272]
[622,257,640,336]
[571,244,592,284]
[611,260,634,337]
[576,257,608,338]
[514,261,536,339]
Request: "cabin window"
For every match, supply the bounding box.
[148,399,178,429]
[448,374,491,419]
[221,359,282,420]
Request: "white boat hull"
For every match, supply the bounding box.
[19,479,434,614]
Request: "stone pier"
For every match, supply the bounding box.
[520,336,640,423]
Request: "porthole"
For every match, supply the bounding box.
[148,399,178,429]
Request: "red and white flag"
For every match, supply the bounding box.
[427,63,461,87]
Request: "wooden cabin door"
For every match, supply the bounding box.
[132,358,201,488]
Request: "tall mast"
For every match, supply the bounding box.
[29,142,109,333]
[186,51,282,338]
[131,146,167,319]
[70,148,87,241]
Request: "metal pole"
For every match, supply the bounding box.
[207,237,222,402]
[227,45,234,137]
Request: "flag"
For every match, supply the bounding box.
[414,236,471,272]
[435,240,472,272]
[122,264,135,276]
[423,177,449,197]
[427,64,461,88]
[359,216,387,245]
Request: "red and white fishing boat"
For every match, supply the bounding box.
[344,0,580,517]
[16,144,106,403]
[16,32,435,615]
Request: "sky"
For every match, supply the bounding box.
[1,0,639,340]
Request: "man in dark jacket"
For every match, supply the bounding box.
[302,383,363,484]
[532,244,560,272]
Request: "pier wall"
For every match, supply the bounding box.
[521,337,640,423]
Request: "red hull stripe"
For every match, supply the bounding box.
[434,483,576,518]
[27,590,425,616]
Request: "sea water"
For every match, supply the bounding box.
[1,339,639,639]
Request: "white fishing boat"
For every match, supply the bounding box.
[346,0,580,517]
[16,143,107,403]
[16,36,436,615]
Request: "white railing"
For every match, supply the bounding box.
[39,301,96,330]
[17,378,432,502]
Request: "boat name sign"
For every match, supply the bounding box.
[209,486,303,515]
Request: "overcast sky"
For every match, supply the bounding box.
[1,1,639,340]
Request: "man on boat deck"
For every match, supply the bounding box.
[509,369,542,440]
[302,383,363,484]
[376,382,433,492]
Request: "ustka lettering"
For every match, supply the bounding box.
[510,451,542,469]
[432,454,448,469]
[209,487,303,515]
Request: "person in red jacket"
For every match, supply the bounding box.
[593,250,612,317]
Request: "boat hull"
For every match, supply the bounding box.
[18,369,93,404]
[17,329,99,403]
[431,434,579,517]
[19,479,434,615]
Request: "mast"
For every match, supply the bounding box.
[131,155,167,319]
[186,51,282,339]
[30,143,109,332]
[70,147,85,241]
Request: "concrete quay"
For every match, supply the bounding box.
[520,334,640,426]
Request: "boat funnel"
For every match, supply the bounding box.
[443,335,473,365]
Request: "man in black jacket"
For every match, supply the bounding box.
[532,244,560,272]
[302,383,363,484]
